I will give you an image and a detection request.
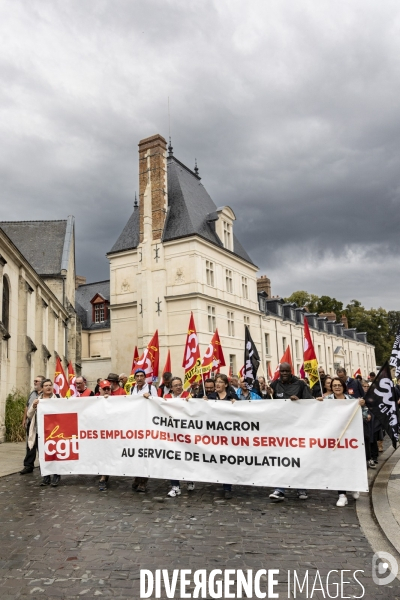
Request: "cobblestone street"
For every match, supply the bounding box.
[1,471,400,599]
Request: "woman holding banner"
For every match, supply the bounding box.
[324,377,370,507]
[27,379,61,488]
[208,374,238,499]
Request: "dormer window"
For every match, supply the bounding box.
[215,206,236,252]
[90,294,109,323]
[94,303,105,323]
[223,221,232,250]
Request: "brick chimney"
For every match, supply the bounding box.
[138,134,168,242]
[341,314,349,329]
[257,275,271,297]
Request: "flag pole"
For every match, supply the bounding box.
[333,403,360,450]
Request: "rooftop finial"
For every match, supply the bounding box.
[168,136,173,156]
[194,158,199,177]
[134,192,138,210]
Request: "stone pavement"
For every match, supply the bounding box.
[1,468,400,599]
[0,442,26,477]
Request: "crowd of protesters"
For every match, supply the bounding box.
[20,366,395,506]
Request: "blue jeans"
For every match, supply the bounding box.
[276,488,307,494]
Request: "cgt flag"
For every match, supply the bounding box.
[244,325,260,385]
[389,326,400,378]
[201,329,226,377]
[125,346,141,394]
[182,313,201,390]
[53,357,69,398]
[303,318,319,388]
[135,331,160,384]
[365,361,399,449]
[67,361,77,397]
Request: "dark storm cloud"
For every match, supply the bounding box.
[1,0,400,308]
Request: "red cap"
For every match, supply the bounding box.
[99,380,111,389]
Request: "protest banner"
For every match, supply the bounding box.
[37,396,368,491]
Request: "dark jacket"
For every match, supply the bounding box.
[208,390,239,401]
[345,377,364,399]
[270,375,313,399]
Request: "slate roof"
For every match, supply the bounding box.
[0,219,71,276]
[76,280,110,330]
[108,156,254,265]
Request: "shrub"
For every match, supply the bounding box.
[5,391,26,442]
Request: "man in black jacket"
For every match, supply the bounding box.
[267,363,313,502]
[267,363,314,400]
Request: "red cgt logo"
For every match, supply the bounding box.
[44,413,79,461]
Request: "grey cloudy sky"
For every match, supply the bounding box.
[1,0,400,309]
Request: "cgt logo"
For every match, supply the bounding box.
[44,413,79,461]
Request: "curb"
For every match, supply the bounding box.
[371,445,400,554]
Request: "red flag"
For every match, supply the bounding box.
[163,350,172,375]
[273,346,294,380]
[53,356,69,397]
[353,367,362,378]
[135,331,160,384]
[201,329,226,377]
[303,318,319,388]
[130,346,140,375]
[238,365,245,378]
[182,312,201,390]
[299,363,306,379]
[67,361,77,397]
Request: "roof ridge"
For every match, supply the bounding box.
[0,219,68,224]
[167,155,201,180]
[77,279,110,286]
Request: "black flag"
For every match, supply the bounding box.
[244,325,260,385]
[365,361,399,449]
[389,326,400,378]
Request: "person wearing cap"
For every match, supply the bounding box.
[106,373,126,396]
[129,369,157,398]
[130,369,157,492]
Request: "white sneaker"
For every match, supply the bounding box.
[336,494,348,507]
[187,482,195,491]
[352,491,360,500]
[167,486,181,497]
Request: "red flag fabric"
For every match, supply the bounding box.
[67,361,77,397]
[299,363,306,379]
[303,318,319,388]
[162,350,172,376]
[273,346,294,380]
[201,329,226,377]
[135,331,160,384]
[130,346,140,375]
[353,367,362,378]
[53,356,69,397]
[238,365,245,378]
[182,313,201,390]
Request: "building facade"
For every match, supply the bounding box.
[0,218,80,442]
[76,134,375,388]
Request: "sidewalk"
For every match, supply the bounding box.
[0,441,31,477]
[372,445,400,555]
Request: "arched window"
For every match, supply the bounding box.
[2,275,10,332]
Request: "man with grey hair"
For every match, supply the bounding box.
[20,375,45,474]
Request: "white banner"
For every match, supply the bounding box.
[37,396,369,491]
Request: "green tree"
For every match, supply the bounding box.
[344,300,391,365]
[388,311,400,341]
